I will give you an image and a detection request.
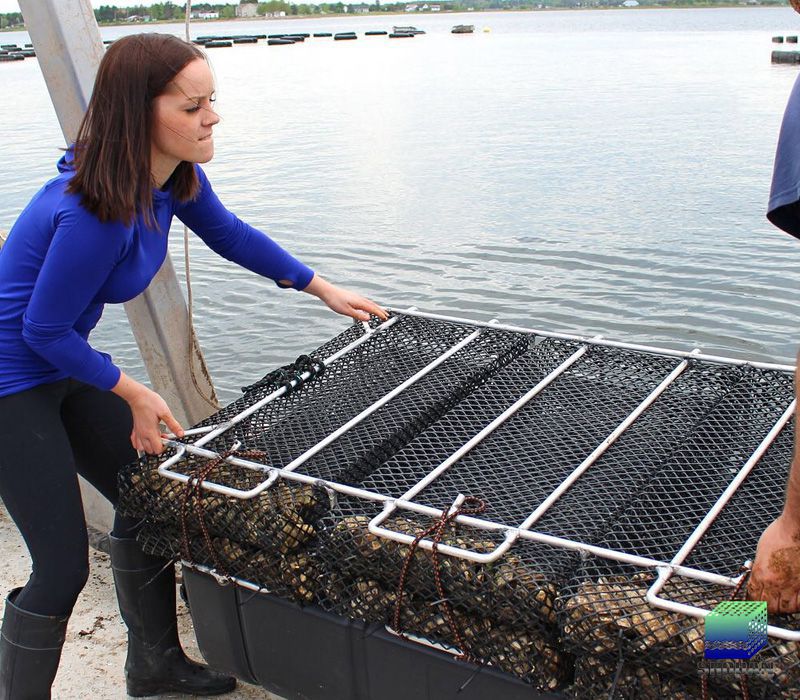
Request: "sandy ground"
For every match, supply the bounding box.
[0,505,280,699]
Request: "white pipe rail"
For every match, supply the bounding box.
[158,312,402,481]
[189,313,401,450]
[152,308,798,638]
[158,436,740,587]
[160,322,484,497]
[385,307,796,373]
[646,400,798,640]
[369,350,701,564]
[368,341,593,561]
[513,352,696,527]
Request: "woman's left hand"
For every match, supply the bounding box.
[303,274,388,322]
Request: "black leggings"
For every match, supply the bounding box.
[0,379,142,616]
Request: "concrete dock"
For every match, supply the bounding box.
[0,505,277,699]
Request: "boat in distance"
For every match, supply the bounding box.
[392,26,426,35]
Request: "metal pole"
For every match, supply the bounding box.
[18,0,218,428]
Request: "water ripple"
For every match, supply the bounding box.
[2,9,800,402]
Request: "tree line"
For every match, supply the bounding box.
[0,0,789,30]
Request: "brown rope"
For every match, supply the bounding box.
[700,566,753,700]
[733,567,752,700]
[729,566,752,602]
[179,447,267,577]
[392,496,487,662]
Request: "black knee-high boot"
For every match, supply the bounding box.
[108,535,236,697]
[0,588,69,700]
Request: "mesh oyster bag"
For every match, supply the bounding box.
[315,502,576,691]
[115,311,798,697]
[311,337,743,690]
[558,366,798,699]
[563,568,800,700]
[118,314,528,556]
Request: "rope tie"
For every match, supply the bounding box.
[179,447,267,577]
[240,354,325,394]
[392,496,486,662]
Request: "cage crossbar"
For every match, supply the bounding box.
[186,312,402,452]
[369,349,696,564]
[368,341,593,561]
[516,351,695,531]
[158,325,484,497]
[645,399,798,640]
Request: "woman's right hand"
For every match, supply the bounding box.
[112,372,184,455]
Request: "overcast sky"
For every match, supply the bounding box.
[0,1,177,13]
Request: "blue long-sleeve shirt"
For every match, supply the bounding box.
[0,151,314,398]
[768,73,800,239]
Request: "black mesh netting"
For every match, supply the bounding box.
[116,315,797,697]
[562,567,800,700]
[558,368,798,699]
[119,313,528,555]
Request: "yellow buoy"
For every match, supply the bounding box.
[483,26,491,33]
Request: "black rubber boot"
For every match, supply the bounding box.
[0,588,69,700]
[108,535,237,698]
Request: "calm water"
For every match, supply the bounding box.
[2,8,800,403]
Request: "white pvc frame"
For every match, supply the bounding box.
[155,308,798,639]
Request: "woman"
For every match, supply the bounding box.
[0,33,386,698]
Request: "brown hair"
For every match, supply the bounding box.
[67,33,205,226]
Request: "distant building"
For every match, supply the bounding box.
[236,3,259,17]
[265,10,287,17]
[431,4,441,10]
[622,0,639,5]
[405,4,418,10]
[351,3,371,12]
[192,11,219,19]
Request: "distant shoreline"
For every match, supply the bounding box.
[0,4,790,34]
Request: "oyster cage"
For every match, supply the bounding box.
[117,308,798,698]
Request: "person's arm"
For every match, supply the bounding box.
[748,352,800,613]
[175,166,387,321]
[174,166,315,290]
[24,202,182,456]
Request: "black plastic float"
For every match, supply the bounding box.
[183,567,565,700]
